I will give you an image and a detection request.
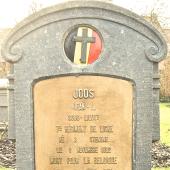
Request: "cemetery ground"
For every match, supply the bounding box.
[151,103,170,170]
[159,103,170,146]
[0,103,169,170]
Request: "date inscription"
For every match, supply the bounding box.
[34,76,133,170]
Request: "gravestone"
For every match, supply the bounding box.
[0,79,8,122]
[1,1,167,170]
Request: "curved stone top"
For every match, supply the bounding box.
[1,0,167,63]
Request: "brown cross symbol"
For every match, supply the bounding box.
[74,28,96,63]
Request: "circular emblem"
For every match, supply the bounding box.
[64,26,103,65]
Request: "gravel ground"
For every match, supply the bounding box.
[0,140,169,168]
[152,142,170,168]
[0,139,16,168]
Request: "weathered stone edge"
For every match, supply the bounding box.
[1,0,167,63]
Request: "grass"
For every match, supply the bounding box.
[152,103,170,170]
[159,103,170,146]
[153,168,170,170]
[0,165,13,170]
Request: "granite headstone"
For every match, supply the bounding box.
[1,1,167,170]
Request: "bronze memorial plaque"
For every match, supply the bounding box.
[34,76,133,170]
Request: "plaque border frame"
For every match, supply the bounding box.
[32,74,136,170]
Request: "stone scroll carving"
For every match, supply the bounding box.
[1,1,167,64]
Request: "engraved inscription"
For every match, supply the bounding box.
[34,76,133,170]
[73,88,95,99]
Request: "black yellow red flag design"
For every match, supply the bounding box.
[65,26,102,65]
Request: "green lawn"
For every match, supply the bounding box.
[152,103,170,170]
[159,103,170,146]
[153,168,170,170]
